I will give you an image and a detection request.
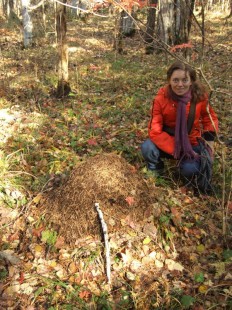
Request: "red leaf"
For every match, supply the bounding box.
[171,42,193,52]
[18,272,25,284]
[125,196,135,206]
[87,138,98,146]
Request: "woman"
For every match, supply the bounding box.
[141,61,219,192]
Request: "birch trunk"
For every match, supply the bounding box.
[21,0,33,48]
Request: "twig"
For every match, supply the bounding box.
[95,202,111,284]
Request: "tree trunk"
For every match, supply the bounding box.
[144,0,158,54]
[21,0,33,48]
[157,0,174,45]
[157,0,194,53]
[56,0,71,98]
[114,9,136,54]
[174,0,194,45]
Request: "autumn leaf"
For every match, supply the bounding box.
[125,196,134,206]
[196,244,205,253]
[87,138,98,146]
[8,232,19,242]
[79,290,91,300]
[89,64,100,70]
[171,207,182,226]
[55,236,66,249]
[18,271,25,284]
[198,285,208,294]
[165,259,184,271]
[32,226,45,238]
[143,236,151,245]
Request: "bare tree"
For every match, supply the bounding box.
[114,8,136,54]
[157,0,195,47]
[144,0,158,54]
[21,0,33,48]
[56,0,71,97]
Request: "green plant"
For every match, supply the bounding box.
[180,295,195,308]
[194,272,205,283]
[41,229,57,246]
[0,267,8,280]
[222,249,232,261]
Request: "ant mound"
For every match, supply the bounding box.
[40,153,157,244]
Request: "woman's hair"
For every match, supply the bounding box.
[167,61,206,104]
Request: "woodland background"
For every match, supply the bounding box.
[0,0,231,309]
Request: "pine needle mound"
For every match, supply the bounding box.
[41,153,157,244]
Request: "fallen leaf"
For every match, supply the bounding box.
[55,236,65,249]
[33,193,43,204]
[8,232,20,242]
[79,290,91,300]
[165,259,184,271]
[125,196,134,206]
[128,230,137,237]
[154,259,164,268]
[196,244,205,253]
[143,223,157,239]
[171,207,182,226]
[198,285,208,294]
[129,259,142,272]
[87,138,98,146]
[121,249,133,265]
[34,245,43,253]
[32,226,44,237]
[18,272,25,284]
[143,237,151,245]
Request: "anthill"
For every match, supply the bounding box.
[40,153,158,244]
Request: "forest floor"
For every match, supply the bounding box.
[0,7,232,310]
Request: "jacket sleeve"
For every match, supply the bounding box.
[200,100,219,141]
[148,97,175,155]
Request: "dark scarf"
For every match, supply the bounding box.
[170,89,196,160]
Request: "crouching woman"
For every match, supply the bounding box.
[141,61,219,193]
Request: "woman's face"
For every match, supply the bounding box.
[169,69,192,96]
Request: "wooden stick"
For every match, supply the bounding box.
[95,203,111,284]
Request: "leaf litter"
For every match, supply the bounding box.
[0,10,231,310]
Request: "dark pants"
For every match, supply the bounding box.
[141,139,201,178]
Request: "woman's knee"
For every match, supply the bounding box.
[141,139,160,160]
[180,160,200,178]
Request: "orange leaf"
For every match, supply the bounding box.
[32,226,45,237]
[55,236,65,249]
[171,207,182,225]
[125,196,134,206]
[79,290,91,300]
[8,232,20,241]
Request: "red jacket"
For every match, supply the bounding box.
[148,87,219,155]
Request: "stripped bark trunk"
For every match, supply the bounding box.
[157,0,194,56]
[56,0,71,98]
[21,0,33,48]
[114,9,136,54]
